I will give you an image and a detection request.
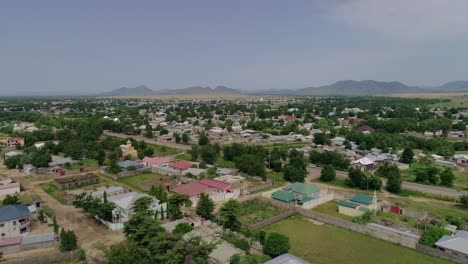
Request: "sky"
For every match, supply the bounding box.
[1,0,468,95]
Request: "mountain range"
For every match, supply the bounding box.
[96,80,468,97]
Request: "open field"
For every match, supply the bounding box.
[116,171,167,192]
[39,182,68,205]
[148,143,180,156]
[312,200,353,221]
[237,199,286,225]
[262,215,452,264]
[175,153,192,161]
[214,157,236,168]
[387,196,468,221]
[401,163,468,191]
[386,93,468,108]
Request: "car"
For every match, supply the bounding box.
[308,164,317,168]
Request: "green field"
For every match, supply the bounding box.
[387,196,468,221]
[262,216,452,264]
[401,163,468,191]
[312,200,353,221]
[175,153,192,161]
[116,171,167,192]
[148,143,180,156]
[214,157,236,168]
[237,199,285,225]
[39,182,68,204]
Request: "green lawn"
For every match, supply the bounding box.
[214,157,236,168]
[148,143,180,156]
[312,200,353,221]
[175,153,192,161]
[39,182,68,205]
[116,171,166,192]
[387,196,468,221]
[249,171,287,194]
[401,163,468,190]
[454,171,468,191]
[237,199,286,225]
[262,216,452,264]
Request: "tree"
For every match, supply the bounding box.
[220,199,240,229]
[235,154,266,177]
[263,232,290,258]
[320,165,336,182]
[2,194,20,205]
[174,132,181,143]
[283,165,306,182]
[59,229,78,252]
[191,144,200,161]
[167,193,192,220]
[196,193,215,220]
[182,132,190,144]
[419,226,450,247]
[172,222,194,236]
[131,196,154,216]
[105,241,150,264]
[440,168,455,187]
[97,149,106,165]
[198,134,210,146]
[313,133,331,145]
[386,169,402,193]
[4,155,23,169]
[149,185,168,203]
[200,144,219,164]
[38,210,46,222]
[460,195,468,208]
[400,148,414,164]
[53,215,59,234]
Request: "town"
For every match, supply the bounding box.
[0,95,467,264]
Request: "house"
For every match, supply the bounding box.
[338,193,377,217]
[117,160,144,171]
[353,157,375,171]
[89,186,126,198]
[357,125,374,133]
[435,230,468,259]
[48,156,77,167]
[453,154,468,167]
[0,183,21,197]
[171,179,237,206]
[0,205,31,239]
[5,137,24,149]
[265,253,310,264]
[182,168,207,178]
[107,192,167,223]
[141,156,171,168]
[284,115,296,122]
[272,182,326,205]
[169,160,193,171]
[120,140,138,159]
[54,173,100,189]
[271,190,296,204]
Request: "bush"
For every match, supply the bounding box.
[419,226,450,247]
[221,232,250,251]
[172,222,194,236]
[460,195,468,208]
[263,232,290,258]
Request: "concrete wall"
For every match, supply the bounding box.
[241,210,296,232]
[1,240,58,255]
[254,196,420,249]
[415,244,467,264]
[301,192,334,209]
[2,249,78,264]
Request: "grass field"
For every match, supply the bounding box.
[116,171,166,192]
[237,199,285,225]
[312,200,353,221]
[39,182,68,205]
[387,93,468,108]
[214,157,236,168]
[262,216,452,264]
[175,153,192,161]
[401,163,468,190]
[148,143,180,156]
[387,196,468,221]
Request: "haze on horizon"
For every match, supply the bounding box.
[1,0,468,95]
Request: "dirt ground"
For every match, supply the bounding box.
[0,166,125,263]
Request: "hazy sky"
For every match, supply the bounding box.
[1,0,468,94]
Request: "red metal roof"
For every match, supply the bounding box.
[199,178,232,191]
[142,156,171,165]
[358,125,374,132]
[285,115,296,121]
[0,182,20,190]
[169,160,193,170]
[171,181,209,196]
[7,137,24,142]
[0,236,22,247]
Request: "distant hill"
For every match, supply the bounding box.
[295,80,424,95]
[97,85,156,96]
[440,81,468,91]
[161,86,241,95]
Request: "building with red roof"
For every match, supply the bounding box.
[142,156,172,167]
[5,137,25,149]
[169,160,193,171]
[171,178,240,206]
[352,118,365,124]
[284,115,296,121]
[358,125,375,132]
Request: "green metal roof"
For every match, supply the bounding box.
[283,182,320,195]
[359,207,370,212]
[298,196,314,205]
[272,190,296,202]
[338,200,359,209]
[349,194,373,205]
